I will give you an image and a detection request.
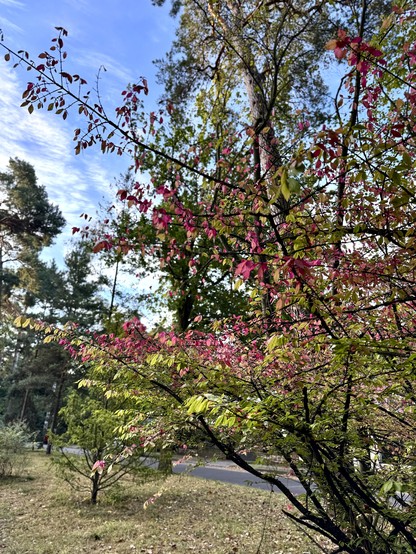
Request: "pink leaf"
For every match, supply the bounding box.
[235,260,256,280]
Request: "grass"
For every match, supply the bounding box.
[0,451,331,553]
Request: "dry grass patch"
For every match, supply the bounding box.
[0,451,329,553]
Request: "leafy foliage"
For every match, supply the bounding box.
[0,420,31,477]
[4,1,416,552]
[53,388,158,504]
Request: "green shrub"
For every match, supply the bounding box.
[52,390,160,504]
[0,421,31,477]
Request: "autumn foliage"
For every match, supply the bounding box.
[4,1,416,552]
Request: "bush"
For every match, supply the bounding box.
[0,421,31,477]
[52,390,160,504]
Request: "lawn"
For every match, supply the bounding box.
[0,451,330,553]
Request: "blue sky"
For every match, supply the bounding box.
[0,0,176,265]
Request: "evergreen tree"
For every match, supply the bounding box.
[62,242,106,329]
[0,158,65,321]
[1,242,106,437]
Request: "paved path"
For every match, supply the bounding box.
[173,461,306,495]
[60,447,305,495]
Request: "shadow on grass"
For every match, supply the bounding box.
[0,473,35,484]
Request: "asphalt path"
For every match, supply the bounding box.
[173,462,306,495]
[59,447,305,496]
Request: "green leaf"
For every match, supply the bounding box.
[267,334,285,351]
[287,177,300,194]
[402,151,412,169]
[281,167,290,201]
[380,480,394,495]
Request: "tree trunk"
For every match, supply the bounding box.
[91,472,100,504]
[50,368,66,433]
[158,448,173,474]
[19,388,29,421]
[0,243,3,325]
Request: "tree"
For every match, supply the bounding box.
[1,242,106,439]
[0,159,65,430]
[0,158,65,250]
[53,387,157,504]
[3,341,68,430]
[4,1,416,551]
[0,158,65,319]
[92,163,249,333]
[61,242,107,329]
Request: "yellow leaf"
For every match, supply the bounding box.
[325,39,337,51]
[14,316,23,327]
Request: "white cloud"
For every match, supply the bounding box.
[0,0,173,304]
[0,16,24,34]
[0,0,24,7]
[0,58,128,267]
[74,49,135,90]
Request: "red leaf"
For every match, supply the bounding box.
[92,240,111,253]
[235,260,256,280]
